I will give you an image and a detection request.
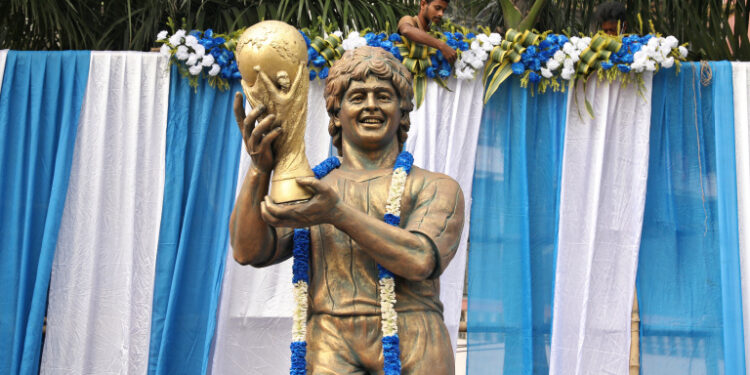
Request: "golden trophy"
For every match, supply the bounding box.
[236,20,315,203]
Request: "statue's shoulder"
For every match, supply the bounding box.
[408,166,462,194]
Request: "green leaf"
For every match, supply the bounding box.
[414,74,427,108]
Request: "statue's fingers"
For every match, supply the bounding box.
[287,63,306,95]
[249,114,277,148]
[233,92,246,130]
[243,105,265,141]
[263,196,293,220]
[259,126,282,150]
[260,201,282,226]
[294,177,324,193]
[255,67,281,98]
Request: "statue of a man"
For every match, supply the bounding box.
[230,46,464,374]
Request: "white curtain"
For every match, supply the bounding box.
[0,50,8,94]
[732,61,750,374]
[405,77,485,350]
[210,80,332,374]
[40,52,170,374]
[550,75,653,375]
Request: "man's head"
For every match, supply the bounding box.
[419,0,449,27]
[595,1,627,35]
[325,46,414,155]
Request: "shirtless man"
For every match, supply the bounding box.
[230,46,464,374]
[398,0,457,64]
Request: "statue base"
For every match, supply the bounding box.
[270,176,313,204]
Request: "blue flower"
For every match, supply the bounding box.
[318,67,329,79]
[389,33,402,42]
[438,67,451,78]
[378,32,387,41]
[458,41,469,51]
[529,71,541,83]
[312,55,327,68]
[601,61,614,70]
[617,64,631,73]
[466,32,476,39]
[308,47,319,60]
[189,30,201,38]
[390,47,402,60]
[381,40,393,50]
[205,29,214,39]
[556,35,569,46]
[364,32,376,43]
[300,31,311,48]
[430,55,439,66]
[426,66,436,78]
[454,32,464,40]
[511,62,525,75]
[309,69,317,80]
[546,34,558,45]
[434,49,444,62]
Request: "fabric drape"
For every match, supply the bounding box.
[637,62,746,375]
[405,77,485,349]
[732,62,750,374]
[550,74,653,375]
[0,51,90,375]
[147,67,242,375]
[209,79,332,374]
[0,50,7,95]
[40,52,170,374]
[466,77,567,374]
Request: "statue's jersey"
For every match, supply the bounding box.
[265,165,464,317]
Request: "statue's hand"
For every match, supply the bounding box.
[234,93,282,173]
[260,177,341,227]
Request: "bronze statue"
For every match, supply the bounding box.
[230,44,464,374]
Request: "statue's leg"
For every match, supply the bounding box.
[397,311,455,375]
[307,314,368,375]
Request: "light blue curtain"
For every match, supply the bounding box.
[0,51,90,374]
[148,68,242,374]
[466,77,567,374]
[637,62,745,375]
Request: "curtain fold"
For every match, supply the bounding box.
[405,77,485,350]
[40,52,170,374]
[637,62,745,375]
[732,61,750,375]
[0,51,90,374]
[0,50,8,95]
[147,68,242,375]
[209,79,332,375]
[550,74,653,375]
[466,76,567,374]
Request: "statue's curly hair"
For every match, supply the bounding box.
[324,46,414,155]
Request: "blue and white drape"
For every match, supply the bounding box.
[1,51,749,375]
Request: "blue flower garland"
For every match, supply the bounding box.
[290,152,413,375]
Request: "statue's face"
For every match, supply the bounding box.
[335,75,402,152]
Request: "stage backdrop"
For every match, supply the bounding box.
[0,52,749,375]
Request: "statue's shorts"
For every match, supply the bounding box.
[307,311,455,375]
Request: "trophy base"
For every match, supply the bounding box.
[270,176,314,204]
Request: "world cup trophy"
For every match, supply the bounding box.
[236,20,315,203]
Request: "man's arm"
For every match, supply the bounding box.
[398,16,457,64]
[259,174,465,281]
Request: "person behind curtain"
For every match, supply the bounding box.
[595,1,627,35]
[229,46,465,374]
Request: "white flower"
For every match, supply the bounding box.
[208,63,221,76]
[184,35,198,47]
[553,50,566,63]
[202,54,215,66]
[561,67,575,80]
[186,53,199,66]
[678,46,688,58]
[659,45,672,58]
[569,36,580,45]
[169,29,186,46]
[562,42,575,55]
[645,60,657,71]
[541,67,553,78]
[471,41,480,50]
[481,41,494,51]
[159,44,171,57]
[456,68,474,80]
[476,34,490,44]
[157,30,168,40]
[563,57,574,69]
[192,43,205,57]
[348,31,360,39]
[577,37,591,50]
[569,52,580,63]
[547,59,561,71]
[175,45,189,60]
[188,64,202,76]
[488,33,502,45]
[633,50,647,64]
[647,37,659,50]
[662,56,675,68]
[665,35,679,49]
[631,61,644,72]
[342,39,355,50]
[332,30,343,38]
[474,48,488,61]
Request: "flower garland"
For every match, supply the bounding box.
[291,151,414,375]
[155,25,688,104]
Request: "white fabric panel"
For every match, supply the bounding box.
[550,75,653,375]
[40,52,170,375]
[0,50,8,95]
[210,79,331,374]
[732,61,750,374]
[405,77,485,350]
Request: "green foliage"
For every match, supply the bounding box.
[0,0,418,51]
